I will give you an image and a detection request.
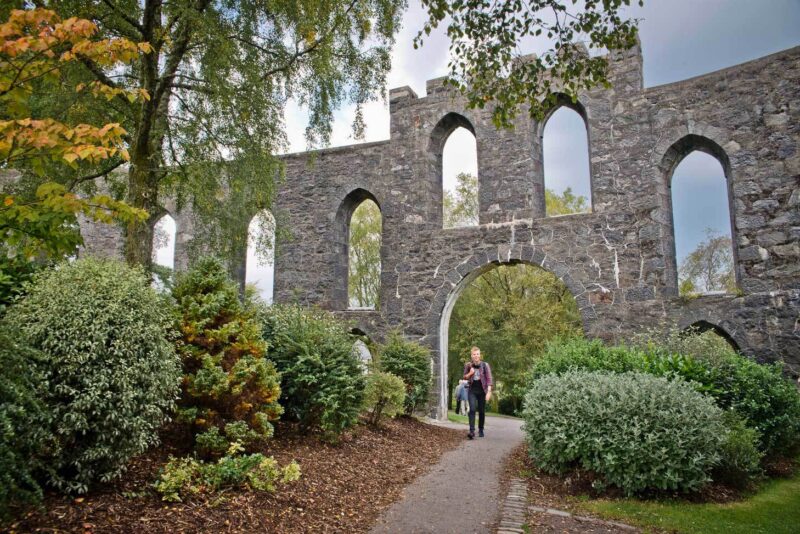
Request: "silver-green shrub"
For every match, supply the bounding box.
[3,258,181,493]
[522,370,725,495]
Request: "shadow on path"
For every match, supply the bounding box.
[370,415,524,534]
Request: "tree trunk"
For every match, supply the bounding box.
[123,152,159,270]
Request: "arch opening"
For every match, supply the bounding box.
[667,138,738,295]
[541,97,592,216]
[686,320,741,353]
[333,189,382,310]
[152,213,176,289]
[442,126,478,228]
[439,261,584,419]
[245,210,276,304]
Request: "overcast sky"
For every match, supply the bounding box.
[155,0,800,299]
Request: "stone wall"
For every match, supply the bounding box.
[270,43,800,418]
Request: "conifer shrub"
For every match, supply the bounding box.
[362,371,406,426]
[3,258,180,494]
[172,258,282,456]
[260,304,364,439]
[0,325,51,517]
[522,371,725,495]
[378,331,432,415]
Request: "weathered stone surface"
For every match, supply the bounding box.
[76,44,800,417]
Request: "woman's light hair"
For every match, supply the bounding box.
[470,346,480,353]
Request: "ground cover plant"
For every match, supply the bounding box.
[260,304,365,439]
[378,331,432,415]
[2,258,181,494]
[522,370,726,495]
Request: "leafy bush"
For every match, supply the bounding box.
[0,325,51,517]
[173,258,282,457]
[378,331,432,415]
[714,411,763,488]
[155,444,300,502]
[522,371,725,495]
[260,304,364,439]
[531,335,800,456]
[3,258,181,493]
[362,371,406,426]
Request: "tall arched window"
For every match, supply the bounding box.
[349,198,382,309]
[442,126,478,228]
[542,105,592,216]
[671,151,736,295]
[152,214,176,269]
[245,210,275,304]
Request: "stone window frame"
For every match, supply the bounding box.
[536,93,594,217]
[332,187,383,311]
[428,112,479,229]
[687,320,742,352]
[660,134,741,293]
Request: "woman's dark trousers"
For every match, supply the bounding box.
[468,387,485,433]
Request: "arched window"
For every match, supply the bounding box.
[671,151,736,295]
[348,198,382,309]
[442,126,478,228]
[152,214,176,269]
[245,210,275,304]
[542,104,592,216]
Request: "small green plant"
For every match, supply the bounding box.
[155,443,300,502]
[522,370,725,495]
[3,257,181,494]
[362,371,406,426]
[260,304,365,439]
[378,331,432,415]
[173,258,283,457]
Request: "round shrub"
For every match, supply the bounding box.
[260,304,365,439]
[3,258,181,494]
[522,370,725,495]
[362,371,406,426]
[378,331,432,415]
[0,325,51,516]
[172,258,282,457]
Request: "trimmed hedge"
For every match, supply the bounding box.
[522,371,725,495]
[3,258,181,494]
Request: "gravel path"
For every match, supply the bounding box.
[370,415,525,534]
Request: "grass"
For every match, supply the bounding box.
[575,471,800,534]
[446,410,520,425]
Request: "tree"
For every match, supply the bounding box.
[348,199,381,308]
[545,187,588,216]
[0,8,148,261]
[443,171,478,228]
[679,228,736,295]
[5,0,405,271]
[417,0,642,127]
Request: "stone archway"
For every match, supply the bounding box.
[427,246,595,419]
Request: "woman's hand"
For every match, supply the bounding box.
[465,367,475,379]
[485,390,492,401]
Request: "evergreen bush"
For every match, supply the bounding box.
[3,258,181,493]
[0,325,51,517]
[714,411,763,488]
[522,370,725,495]
[172,258,283,456]
[260,304,364,439]
[362,371,406,426]
[378,331,432,415]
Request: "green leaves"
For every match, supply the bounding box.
[348,199,382,308]
[379,331,432,415]
[522,370,725,495]
[416,0,641,127]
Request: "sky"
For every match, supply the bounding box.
[156,0,800,299]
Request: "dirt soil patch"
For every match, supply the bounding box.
[6,417,463,533]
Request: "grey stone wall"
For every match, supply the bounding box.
[270,43,800,418]
[70,43,799,418]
